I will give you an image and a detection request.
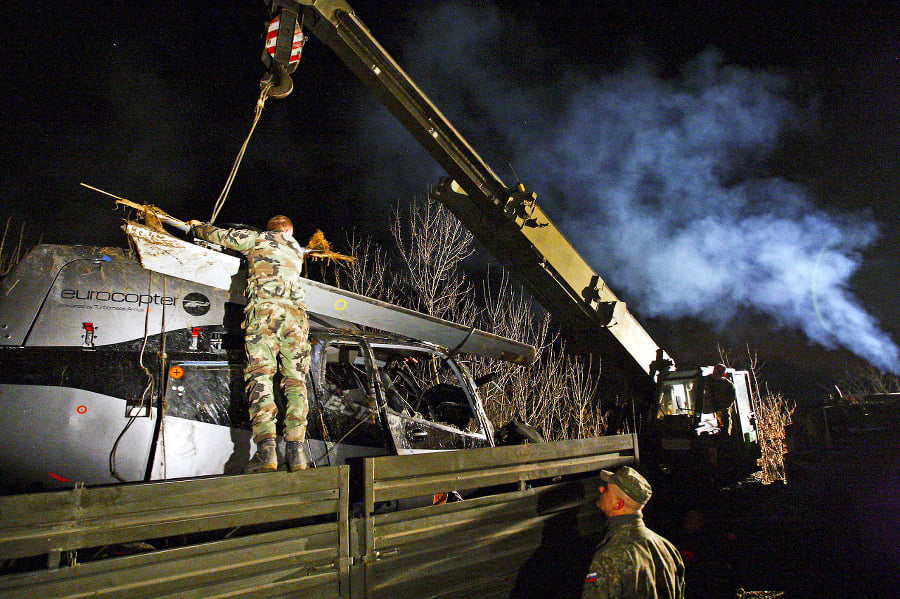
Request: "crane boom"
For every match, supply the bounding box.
[285,1,672,377]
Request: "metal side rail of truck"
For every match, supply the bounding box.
[0,231,537,495]
[0,434,638,598]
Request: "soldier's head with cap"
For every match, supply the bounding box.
[597,466,652,516]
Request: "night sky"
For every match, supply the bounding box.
[3,1,899,403]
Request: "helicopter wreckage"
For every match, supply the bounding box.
[0,221,534,494]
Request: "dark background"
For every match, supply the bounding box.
[3,1,899,404]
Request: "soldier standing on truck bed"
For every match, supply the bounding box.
[188,215,310,472]
[582,467,685,599]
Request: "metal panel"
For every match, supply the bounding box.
[0,245,133,347]
[302,278,535,365]
[367,435,637,503]
[20,247,233,348]
[126,222,241,290]
[0,385,155,492]
[0,466,351,599]
[24,237,534,365]
[732,371,758,443]
[366,483,604,599]
[1,524,342,599]
[359,435,637,598]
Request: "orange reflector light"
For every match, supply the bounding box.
[169,365,185,379]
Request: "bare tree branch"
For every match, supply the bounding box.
[338,198,607,441]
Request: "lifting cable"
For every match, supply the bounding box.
[109,268,157,482]
[209,81,274,224]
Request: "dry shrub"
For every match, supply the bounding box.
[837,364,900,403]
[751,390,793,484]
[392,200,605,440]
[474,332,606,441]
[0,218,35,277]
[721,347,794,484]
[329,232,400,305]
[471,273,604,440]
[389,199,478,326]
[736,590,785,598]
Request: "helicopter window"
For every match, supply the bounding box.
[316,341,375,420]
[371,346,477,432]
[309,340,485,440]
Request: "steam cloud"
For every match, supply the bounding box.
[363,2,900,372]
[532,53,900,373]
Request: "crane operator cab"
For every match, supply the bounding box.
[650,367,759,464]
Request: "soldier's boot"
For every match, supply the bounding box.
[246,439,278,473]
[286,441,307,471]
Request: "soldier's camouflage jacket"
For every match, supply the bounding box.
[191,222,311,444]
[191,223,306,301]
[582,514,685,599]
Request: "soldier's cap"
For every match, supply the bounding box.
[600,466,652,505]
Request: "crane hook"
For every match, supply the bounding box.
[262,63,294,99]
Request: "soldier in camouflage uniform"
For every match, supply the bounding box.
[582,467,685,599]
[188,215,310,472]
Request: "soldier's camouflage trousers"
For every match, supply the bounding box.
[243,297,311,444]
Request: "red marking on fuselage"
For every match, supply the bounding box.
[49,472,71,482]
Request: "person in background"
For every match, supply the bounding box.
[582,466,685,599]
[704,364,736,435]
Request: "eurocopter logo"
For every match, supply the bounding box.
[61,289,176,306]
[182,293,211,316]
[60,288,211,316]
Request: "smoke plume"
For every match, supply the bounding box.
[362,2,900,372]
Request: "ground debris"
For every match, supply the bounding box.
[736,589,785,598]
